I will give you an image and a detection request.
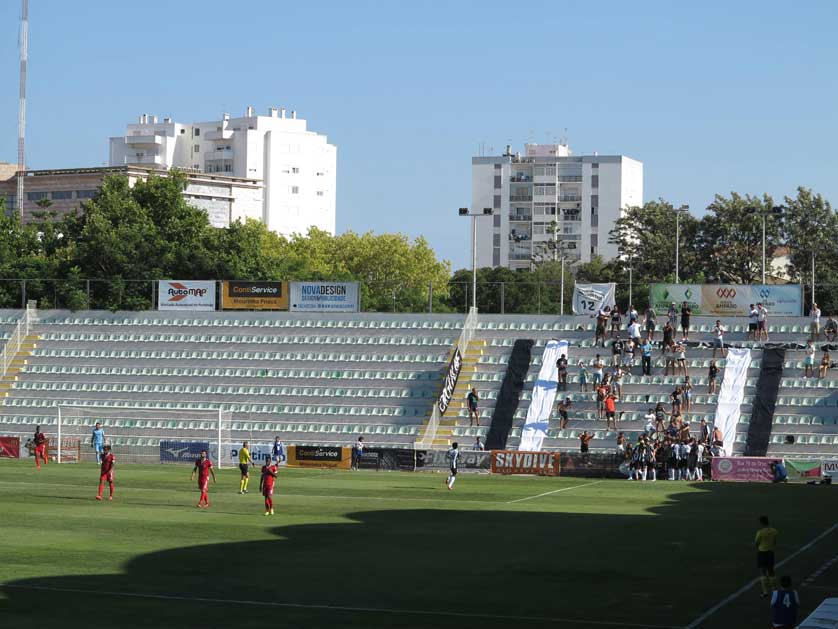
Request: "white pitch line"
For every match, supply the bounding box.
[683,522,838,629]
[0,583,681,628]
[506,480,605,504]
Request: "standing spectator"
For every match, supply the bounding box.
[628,318,642,347]
[670,386,683,416]
[699,418,711,445]
[804,341,816,378]
[644,409,656,437]
[757,302,769,342]
[595,305,609,347]
[628,304,639,326]
[612,367,624,400]
[644,306,657,341]
[682,376,693,412]
[592,355,604,387]
[675,341,689,376]
[610,306,622,339]
[662,320,674,354]
[641,337,653,376]
[654,402,668,435]
[680,301,692,341]
[713,425,725,454]
[667,302,678,328]
[611,337,623,367]
[578,360,589,392]
[604,392,618,430]
[596,382,608,420]
[352,436,365,470]
[748,303,759,341]
[616,431,626,455]
[556,354,569,391]
[770,576,799,628]
[621,340,635,374]
[687,438,700,481]
[558,396,572,429]
[579,431,594,453]
[811,302,822,340]
[819,349,831,379]
[467,387,480,427]
[664,343,676,376]
[680,421,692,443]
[708,360,719,394]
[474,436,485,451]
[825,314,838,342]
[712,319,727,359]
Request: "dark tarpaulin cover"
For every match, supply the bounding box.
[485,339,533,451]
[745,346,785,456]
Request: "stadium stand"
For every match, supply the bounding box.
[0,309,836,462]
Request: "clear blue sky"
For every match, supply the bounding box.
[1,0,836,270]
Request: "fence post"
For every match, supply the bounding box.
[151,280,156,310]
[21,279,26,309]
[428,281,433,313]
[86,279,91,309]
[537,282,541,314]
[500,282,505,314]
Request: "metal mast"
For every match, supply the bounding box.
[17,0,29,219]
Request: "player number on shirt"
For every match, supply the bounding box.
[782,593,792,608]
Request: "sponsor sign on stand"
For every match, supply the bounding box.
[711,456,781,482]
[823,461,838,477]
[415,449,491,472]
[491,450,560,476]
[157,280,216,311]
[0,436,20,458]
[437,348,462,414]
[159,441,211,464]
[288,445,351,469]
[650,284,802,317]
[221,281,289,310]
[289,281,360,312]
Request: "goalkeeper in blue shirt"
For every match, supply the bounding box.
[90,422,105,464]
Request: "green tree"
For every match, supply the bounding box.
[697,193,780,284]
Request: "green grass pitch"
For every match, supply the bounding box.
[0,459,836,628]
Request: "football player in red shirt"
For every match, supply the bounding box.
[260,460,278,516]
[33,425,48,469]
[191,450,216,508]
[96,445,115,501]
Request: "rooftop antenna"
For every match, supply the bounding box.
[17,0,29,219]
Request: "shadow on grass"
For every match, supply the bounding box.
[2,481,834,629]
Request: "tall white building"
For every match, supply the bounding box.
[109,106,337,236]
[472,143,642,269]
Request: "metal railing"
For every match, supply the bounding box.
[416,306,477,449]
[1,301,34,382]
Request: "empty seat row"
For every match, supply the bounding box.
[34,348,449,363]
[45,317,463,330]
[39,331,454,346]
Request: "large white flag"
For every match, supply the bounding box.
[519,340,567,452]
[713,348,752,455]
[572,283,616,315]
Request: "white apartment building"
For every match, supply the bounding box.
[472,143,643,269]
[109,106,337,236]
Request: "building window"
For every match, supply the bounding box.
[493,234,501,246]
[180,129,185,134]
[493,248,500,266]
[591,175,599,188]
[194,144,200,153]
[194,128,200,136]
[591,213,598,228]
[591,162,599,169]
[493,194,501,209]
[591,234,598,247]
[316,191,324,196]
[494,175,501,189]
[591,194,599,208]
[494,163,502,170]
[224,164,232,172]
[76,190,97,199]
[51,191,73,200]
[316,171,324,176]
[493,214,501,227]
[292,167,299,174]
[291,186,299,194]
[26,191,48,201]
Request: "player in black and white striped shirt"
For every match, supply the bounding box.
[446,442,459,490]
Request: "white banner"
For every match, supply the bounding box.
[572,283,616,315]
[158,280,216,311]
[519,339,567,451]
[289,281,360,312]
[713,347,751,455]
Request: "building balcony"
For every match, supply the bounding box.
[510,175,532,183]
[125,134,164,147]
[559,195,582,202]
[205,129,234,141]
[509,195,532,202]
[206,149,234,160]
[558,176,583,182]
[509,213,532,222]
[124,155,162,166]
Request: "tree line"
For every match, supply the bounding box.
[0,172,834,313]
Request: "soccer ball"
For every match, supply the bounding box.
[50,456,56,462]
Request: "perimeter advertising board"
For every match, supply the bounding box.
[711,456,781,482]
[221,281,289,310]
[437,348,462,414]
[0,436,20,458]
[287,445,351,469]
[823,461,838,478]
[491,450,560,476]
[650,284,802,317]
[157,280,216,311]
[289,281,360,312]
